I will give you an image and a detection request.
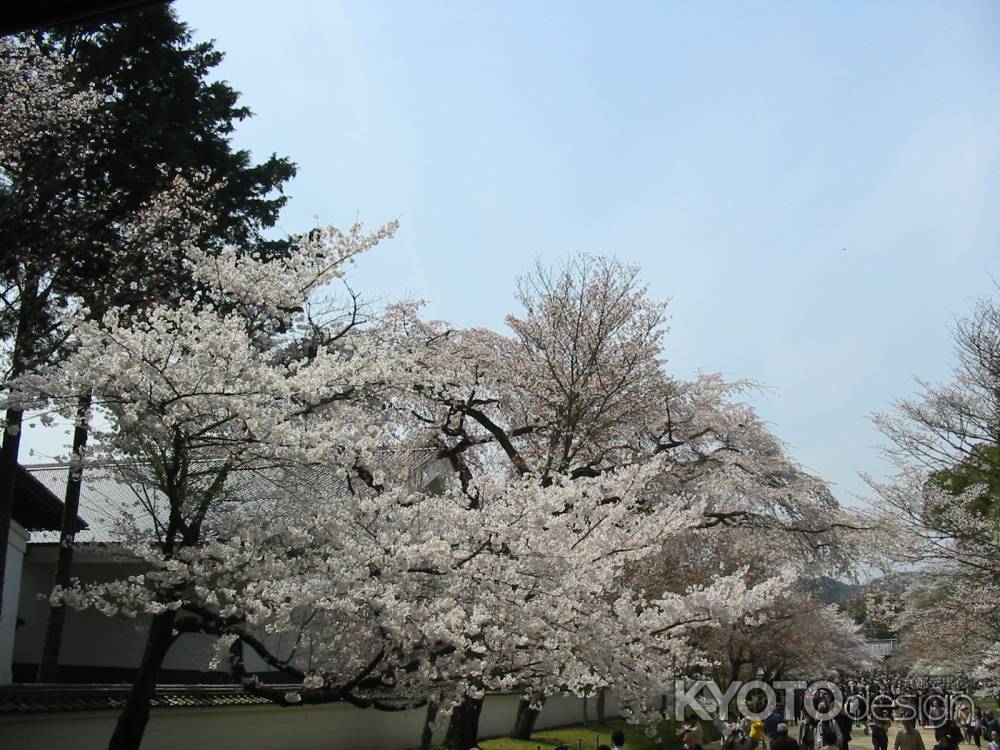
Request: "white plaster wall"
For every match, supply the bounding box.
[15,553,224,676]
[0,521,27,684]
[16,549,320,677]
[0,692,619,750]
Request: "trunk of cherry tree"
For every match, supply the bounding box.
[596,688,606,723]
[728,658,744,686]
[443,695,484,750]
[420,701,438,750]
[512,695,545,739]
[37,391,92,682]
[107,610,177,750]
[583,694,590,726]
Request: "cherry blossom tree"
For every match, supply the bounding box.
[716,599,867,682]
[631,455,864,722]
[12,217,398,749]
[392,256,854,744]
[1,17,296,667]
[865,289,1000,677]
[13,246,853,750]
[644,514,864,686]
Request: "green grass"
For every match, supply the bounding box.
[474,717,685,750]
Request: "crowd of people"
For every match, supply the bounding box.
[719,672,1000,750]
[470,672,999,750]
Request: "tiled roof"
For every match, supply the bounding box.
[24,462,352,544]
[12,464,87,532]
[24,451,442,545]
[0,684,280,713]
[26,464,150,544]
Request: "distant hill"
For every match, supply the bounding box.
[808,575,858,604]
[806,572,915,605]
[866,572,914,596]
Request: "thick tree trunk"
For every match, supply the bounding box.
[37,392,92,682]
[583,694,590,726]
[107,610,177,750]
[597,688,606,723]
[512,695,545,739]
[444,695,484,750]
[420,701,438,750]
[729,658,744,686]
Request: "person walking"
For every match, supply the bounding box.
[800,715,817,750]
[766,708,787,741]
[821,716,844,750]
[984,713,1000,744]
[835,703,854,750]
[821,724,842,750]
[959,706,973,744]
[937,717,964,748]
[848,695,863,734]
[871,719,889,750]
[970,708,984,749]
[751,718,768,750]
[895,718,927,750]
[937,724,962,750]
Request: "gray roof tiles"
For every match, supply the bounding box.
[23,462,352,545]
[0,684,276,713]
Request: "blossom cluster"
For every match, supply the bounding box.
[10,216,853,724]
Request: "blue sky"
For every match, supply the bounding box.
[25,1,1000,507]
